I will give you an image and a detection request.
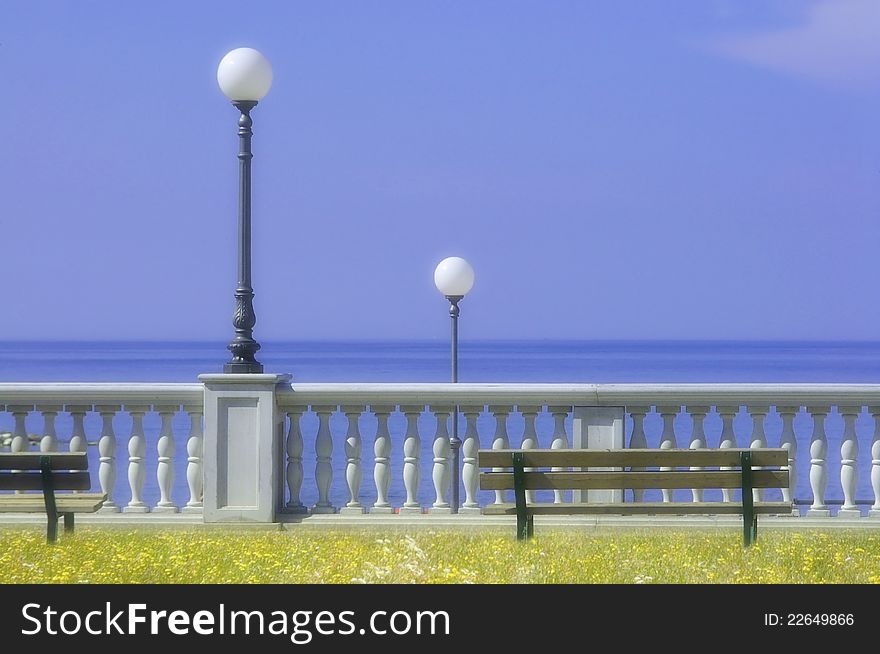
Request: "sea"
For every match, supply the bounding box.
[1,340,879,513]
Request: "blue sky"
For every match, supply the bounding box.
[2,1,878,341]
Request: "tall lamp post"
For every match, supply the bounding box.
[217,47,273,373]
[434,256,475,514]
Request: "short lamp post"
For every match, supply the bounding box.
[217,47,273,373]
[433,256,475,514]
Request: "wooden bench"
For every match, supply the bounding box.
[0,452,106,543]
[479,448,790,546]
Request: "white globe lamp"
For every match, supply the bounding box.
[434,256,475,298]
[217,47,273,101]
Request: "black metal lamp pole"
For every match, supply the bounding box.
[225,100,263,374]
[448,294,463,513]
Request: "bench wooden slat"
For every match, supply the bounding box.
[480,469,788,491]
[0,453,90,471]
[0,472,92,491]
[482,502,793,516]
[0,494,106,513]
[478,448,788,468]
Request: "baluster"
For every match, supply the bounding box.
[67,405,89,495]
[806,406,830,517]
[400,405,423,515]
[183,406,204,513]
[341,405,365,514]
[284,409,306,514]
[748,406,769,503]
[123,405,149,513]
[461,405,482,514]
[96,405,120,512]
[839,407,861,517]
[687,406,708,503]
[312,406,336,514]
[9,405,31,495]
[9,405,30,454]
[371,406,394,514]
[777,406,800,516]
[430,405,452,513]
[519,406,540,504]
[870,407,880,518]
[717,406,738,503]
[658,406,679,503]
[627,407,648,503]
[550,406,570,504]
[491,405,512,504]
[38,405,61,453]
[67,406,89,455]
[154,406,178,512]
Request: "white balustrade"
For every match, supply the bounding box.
[628,407,648,503]
[1,386,201,515]
[807,406,830,517]
[838,407,860,517]
[657,406,678,503]
[491,405,512,505]
[460,406,482,514]
[124,405,149,513]
[96,405,120,513]
[400,405,423,514]
[430,405,452,513]
[6,382,880,521]
[371,406,394,514]
[342,405,365,514]
[312,406,335,514]
[549,406,570,504]
[284,409,306,514]
[687,406,708,502]
[184,406,204,513]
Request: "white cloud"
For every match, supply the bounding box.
[709,0,880,89]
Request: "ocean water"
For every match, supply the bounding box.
[3,340,880,384]
[1,340,879,513]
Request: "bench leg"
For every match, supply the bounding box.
[63,513,75,534]
[527,514,534,539]
[740,451,755,547]
[517,511,529,541]
[46,517,58,545]
[513,452,530,540]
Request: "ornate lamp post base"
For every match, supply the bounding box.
[224,360,264,374]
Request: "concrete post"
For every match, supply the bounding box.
[572,406,625,503]
[200,373,291,522]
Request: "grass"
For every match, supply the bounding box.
[1,528,879,584]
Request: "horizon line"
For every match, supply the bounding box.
[2,338,880,346]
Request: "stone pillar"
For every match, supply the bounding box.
[571,406,625,503]
[200,373,291,522]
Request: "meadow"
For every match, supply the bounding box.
[2,528,879,584]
